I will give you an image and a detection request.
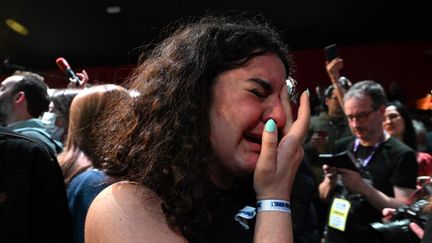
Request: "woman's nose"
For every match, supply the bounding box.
[383,116,391,125]
[263,101,286,129]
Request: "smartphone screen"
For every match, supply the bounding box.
[324,44,338,61]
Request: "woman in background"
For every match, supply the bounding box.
[43,89,81,142]
[58,84,128,243]
[384,101,432,177]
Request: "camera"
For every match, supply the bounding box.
[369,193,431,243]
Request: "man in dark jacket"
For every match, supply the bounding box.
[0,126,72,242]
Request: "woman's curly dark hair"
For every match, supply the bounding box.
[96,15,292,239]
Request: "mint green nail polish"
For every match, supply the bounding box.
[265,119,276,132]
[305,89,310,97]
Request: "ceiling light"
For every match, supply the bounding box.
[5,18,28,36]
[106,6,121,14]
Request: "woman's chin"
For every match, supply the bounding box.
[384,127,394,135]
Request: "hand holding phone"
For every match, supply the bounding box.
[319,151,359,172]
[324,44,338,61]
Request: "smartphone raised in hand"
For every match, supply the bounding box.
[319,150,359,172]
[324,44,338,61]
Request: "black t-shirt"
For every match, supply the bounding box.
[325,136,418,243]
[188,162,320,243]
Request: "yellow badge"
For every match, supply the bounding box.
[328,198,351,231]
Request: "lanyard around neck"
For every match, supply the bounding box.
[353,138,383,167]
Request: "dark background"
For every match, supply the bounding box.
[0,1,431,107]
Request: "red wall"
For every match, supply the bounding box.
[40,65,135,88]
[4,41,430,109]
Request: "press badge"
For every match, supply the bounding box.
[328,198,351,231]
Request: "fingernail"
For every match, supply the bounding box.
[265,119,276,132]
[305,89,310,97]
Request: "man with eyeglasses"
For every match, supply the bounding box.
[319,80,418,243]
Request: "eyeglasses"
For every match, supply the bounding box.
[346,109,376,122]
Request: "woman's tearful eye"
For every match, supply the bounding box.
[250,89,265,98]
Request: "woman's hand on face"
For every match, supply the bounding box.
[254,88,310,200]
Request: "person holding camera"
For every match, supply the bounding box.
[379,188,432,243]
[318,80,418,243]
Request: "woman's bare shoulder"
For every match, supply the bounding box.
[85,181,187,243]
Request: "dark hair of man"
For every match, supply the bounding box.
[387,101,418,151]
[11,71,50,117]
[344,80,387,110]
[95,15,292,238]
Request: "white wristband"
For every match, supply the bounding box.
[257,199,291,213]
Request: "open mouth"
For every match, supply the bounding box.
[245,132,284,145]
[245,133,262,144]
